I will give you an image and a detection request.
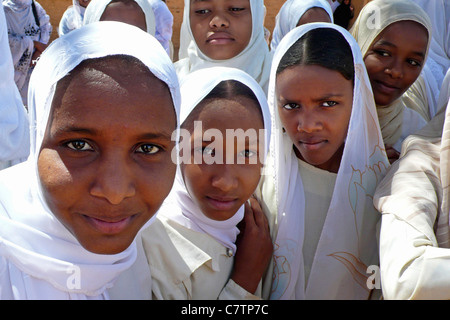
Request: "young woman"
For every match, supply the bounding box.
[350,0,432,162]
[0,21,180,299]
[175,0,272,94]
[270,0,333,51]
[257,23,390,300]
[3,0,52,106]
[58,0,91,36]
[83,0,155,35]
[141,67,273,299]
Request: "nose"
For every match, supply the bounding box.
[385,58,404,79]
[211,165,238,193]
[297,111,322,133]
[210,13,229,28]
[90,155,136,205]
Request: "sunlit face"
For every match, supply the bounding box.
[100,1,147,32]
[364,20,428,106]
[38,57,177,254]
[190,0,253,60]
[181,97,264,221]
[297,7,331,26]
[276,64,353,173]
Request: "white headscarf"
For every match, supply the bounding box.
[270,0,333,51]
[160,67,271,255]
[58,0,87,36]
[175,0,272,94]
[0,1,29,168]
[0,21,180,299]
[83,0,156,35]
[266,23,390,300]
[350,0,432,146]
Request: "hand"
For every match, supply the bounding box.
[385,145,400,164]
[230,196,273,294]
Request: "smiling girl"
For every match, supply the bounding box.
[257,23,390,300]
[0,21,180,299]
[141,67,273,299]
[176,0,272,94]
[351,0,432,162]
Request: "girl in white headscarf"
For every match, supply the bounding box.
[0,21,181,300]
[58,0,91,37]
[3,0,52,106]
[141,66,273,299]
[256,23,390,300]
[350,0,432,161]
[83,0,155,36]
[175,0,272,94]
[148,0,174,58]
[270,0,333,52]
[0,1,29,169]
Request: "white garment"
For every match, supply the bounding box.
[327,0,340,13]
[175,0,272,94]
[0,1,29,169]
[350,0,432,149]
[0,21,180,300]
[264,23,390,299]
[148,0,173,57]
[160,67,271,255]
[83,0,156,36]
[58,0,86,36]
[270,0,334,51]
[3,0,52,103]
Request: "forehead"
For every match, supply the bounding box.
[373,20,428,50]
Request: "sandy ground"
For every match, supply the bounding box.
[37,0,368,61]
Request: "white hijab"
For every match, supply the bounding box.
[0,1,29,168]
[83,0,156,35]
[267,23,390,300]
[350,0,432,146]
[0,21,180,299]
[160,67,271,255]
[175,0,272,94]
[270,0,333,51]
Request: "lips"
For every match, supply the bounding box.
[206,195,238,211]
[83,214,135,235]
[374,79,400,95]
[299,138,327,151]
[206,32,234,44]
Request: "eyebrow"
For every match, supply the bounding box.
[53,126,173,141]
[375,40,426,59]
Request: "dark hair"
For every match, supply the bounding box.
[181,80,263,130]
[276,27,354,83]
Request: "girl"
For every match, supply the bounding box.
[0,1,29,169]
[350,0,432,162]
[257,23,390,299]
[58,0,91,37]
[270,0,333,52]
[141,67,273,299]
[175,0,272,94]
[83,0,155,36]
[3,0,52,106]
[0,21,180,299]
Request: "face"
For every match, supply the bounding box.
[181,97,264,221]
[364,20,428,106]
[276,64,353,173]
[190,0,253,60]
[100,1,147,32]
[78,0,91,8]
[38,57,177,254]
[297,7,331,26]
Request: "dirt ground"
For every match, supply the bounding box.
[37,0,368,61]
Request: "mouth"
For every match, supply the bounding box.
[206,196,238,211]
[299,139,327,151]
[374,80,400,95]
[83,214,135,235]
[206,32,234,45]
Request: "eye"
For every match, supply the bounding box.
[136,144,160,155]
[239,149,256,158]
[375,50,390,57]
[202,147,215,156]
[282,103,300,110]
[407,59,422,67]
[195,9,211,14]
[229,7,245,12]
[321,101,338,107]
[66,140,93,151]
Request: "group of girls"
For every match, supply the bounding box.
[0,0,449,300]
